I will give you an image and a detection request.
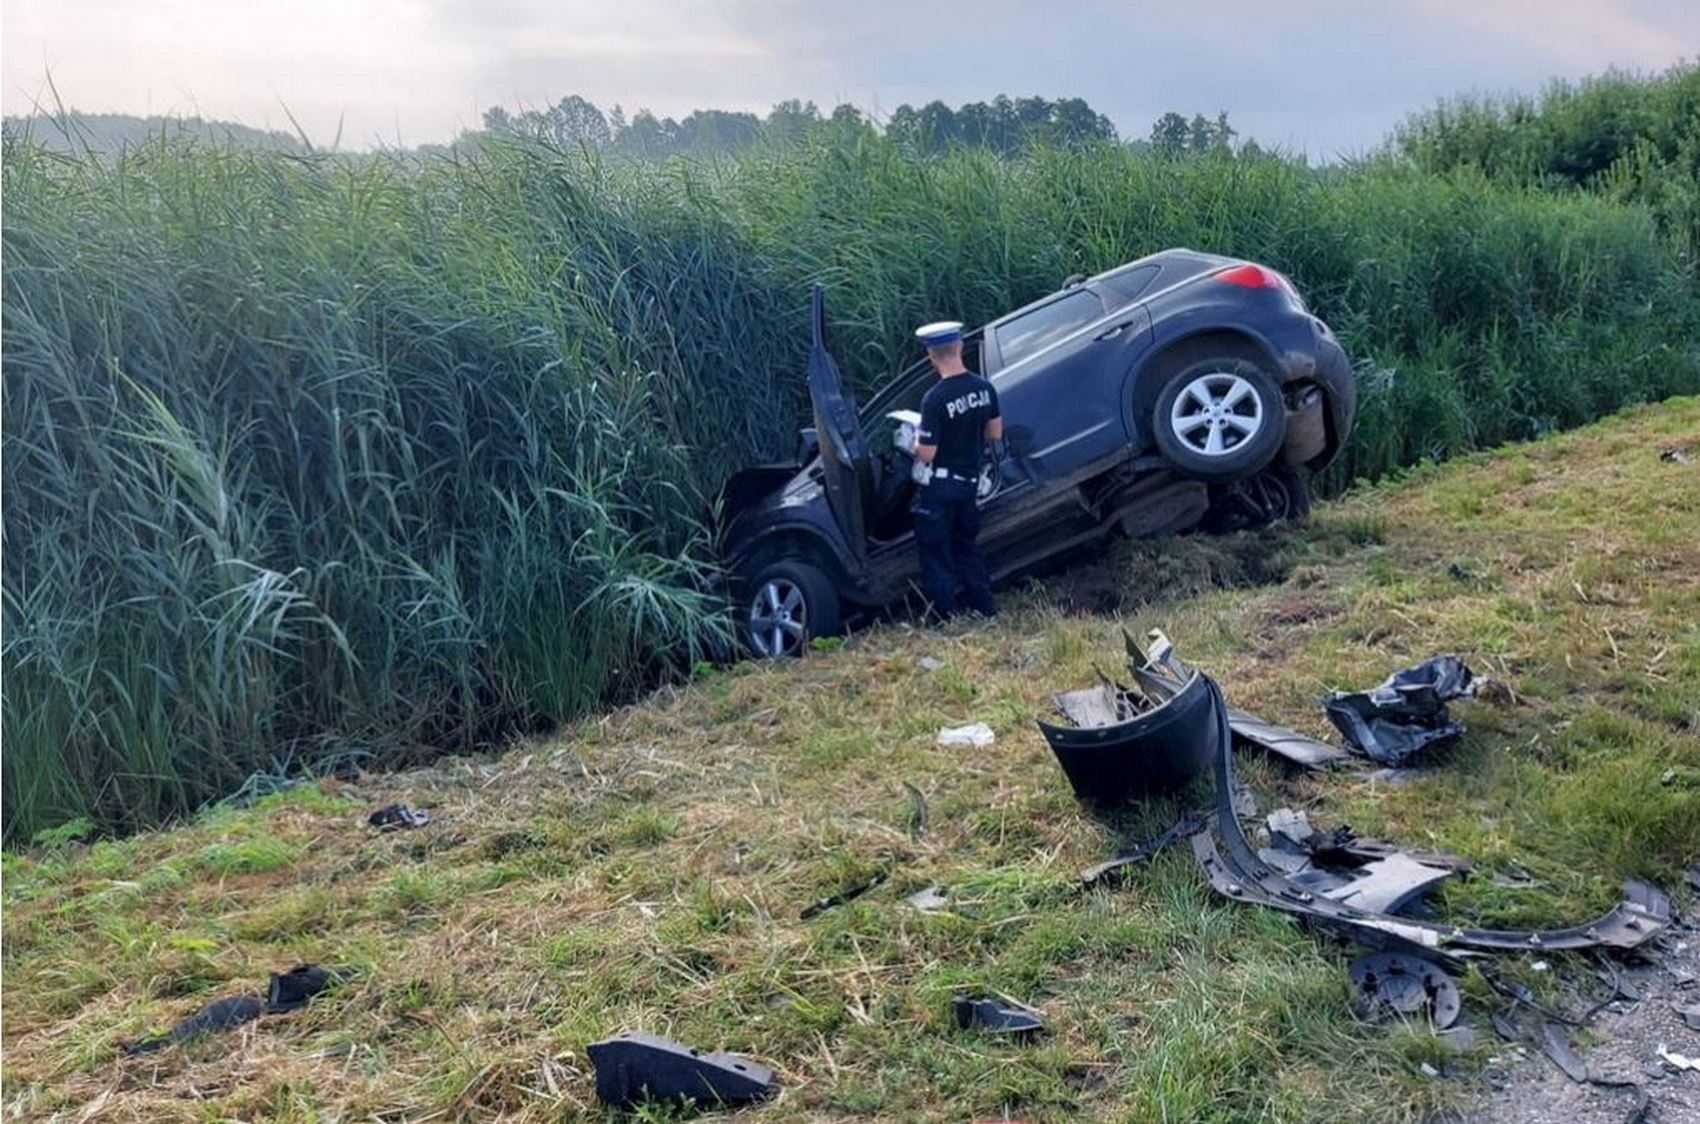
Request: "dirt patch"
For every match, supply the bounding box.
[1034,529,1302,616]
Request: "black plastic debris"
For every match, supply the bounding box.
[586,1031,776,1107]
[124,995,264,1054]
[1080,811,1203,887]
[267,964,344,1012]
[953,994,1044,1036]
[122,963,347,1055]
[1539,1022,1591,1083]
[368,803,429,830]
[1037,668,1214,805]
[1349,952,1461,1029]
[800,871,887,920]
[1324,655,1477,765]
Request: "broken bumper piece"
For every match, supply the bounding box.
[1037,667,1214,805]
[1190,673,1670,956]
[587,1031,777,1108]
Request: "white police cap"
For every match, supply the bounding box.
[914,320,964,347]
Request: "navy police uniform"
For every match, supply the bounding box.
[912,321,1000,619]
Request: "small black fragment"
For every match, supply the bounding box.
[586,1031,776,1107]
[123,994,263,1054]
[800,871,887,920]
[1080,811,1202,887]
[266,964,347,1013]
[369,803,429,830]
[1539,1022,1589,1083]
[953,994,1044,1036]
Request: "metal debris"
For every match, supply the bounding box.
[953,994,1044,1036]
[1324,655,1477,765]
[1349,951,1461,1029]
[586,1031,777,1107]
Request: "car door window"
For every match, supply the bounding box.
[1097,264,1159,305]
[994,290,1104,367]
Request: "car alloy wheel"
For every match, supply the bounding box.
[1168,372,1265,458]
[748,577,807,658]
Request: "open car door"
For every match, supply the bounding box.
[807,285,870,566]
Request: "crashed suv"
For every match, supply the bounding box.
[719,249,1356,656]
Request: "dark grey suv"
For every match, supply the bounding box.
[718,249,1356,656]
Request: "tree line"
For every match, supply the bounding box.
[477,94,1239,157]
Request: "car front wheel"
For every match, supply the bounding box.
[742,560,841,658]
[1152,358,1286,483]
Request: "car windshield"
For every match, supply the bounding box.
[996,290,1104,366]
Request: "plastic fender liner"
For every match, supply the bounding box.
[1191,674,1671,956]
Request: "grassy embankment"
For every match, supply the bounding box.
[5,125,1697,841]
[5,398,1696,1122]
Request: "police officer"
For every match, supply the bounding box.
[911,320,1002,620]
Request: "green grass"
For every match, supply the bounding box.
[3,399,1695,1122]
[4,121,1699,841]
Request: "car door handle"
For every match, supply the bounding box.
[1094,320,1135,341]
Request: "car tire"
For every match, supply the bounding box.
[1152,357,1286,483]
[742,560,841,659]
[1201,466,1311,534]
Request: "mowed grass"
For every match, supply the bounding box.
[4,399,1697,1123]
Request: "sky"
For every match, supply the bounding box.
[3,0,1696,157]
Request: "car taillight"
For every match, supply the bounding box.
[1217,262,1306,311]
[1215,263,1282,288]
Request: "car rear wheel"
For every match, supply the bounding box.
[1152,358,1286,483]
[743,560,841,659]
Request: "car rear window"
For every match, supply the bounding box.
[995,290,1105,366]
[1098,264,1159,304]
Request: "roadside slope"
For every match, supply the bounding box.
[4,398,1697,1123]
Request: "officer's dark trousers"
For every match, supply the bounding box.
[912,477,996,620]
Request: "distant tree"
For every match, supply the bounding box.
[618,109,677,158]
[1151,112,1190,154]
[483,106,513,134]
[764,99,822,144]
[676,109,761,153]
[916,100,959,153]
[552,95,610,147]
[1050,97,1117,146]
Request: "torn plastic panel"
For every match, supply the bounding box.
[1190,673,1671,956]
[1125,628,1346,770]
[1323,655,1476,765]
[586,1031,777,1107]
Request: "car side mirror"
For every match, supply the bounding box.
[797,427,820,462]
